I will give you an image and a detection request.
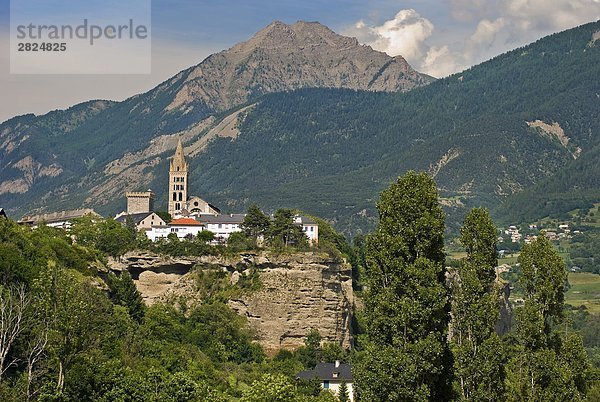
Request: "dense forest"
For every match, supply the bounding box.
[1,172,599,401]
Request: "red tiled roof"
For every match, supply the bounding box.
[170,218,203,226]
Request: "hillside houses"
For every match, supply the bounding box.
[18,209,100,229]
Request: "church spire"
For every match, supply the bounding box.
[170,138,188,172]
[168,138,189,217]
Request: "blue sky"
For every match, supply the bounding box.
[0,0,599,122]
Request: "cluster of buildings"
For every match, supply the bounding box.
[115,140,319,244]
[502,225,522,243]
[14,140,319,245]
[498,222,578,245]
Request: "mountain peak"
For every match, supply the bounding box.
[166,21,433,112]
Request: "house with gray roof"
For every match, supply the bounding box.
[297,361,354,401]
[115,212,166,231]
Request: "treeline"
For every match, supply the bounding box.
[352,172,599,401]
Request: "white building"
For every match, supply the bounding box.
[145,225,171,242]
[297,361,354,401]
[294,215,319,245]
[18,209,100,229]
[167,218,205,239]
[199,214,246,242]
[115,212,166,231]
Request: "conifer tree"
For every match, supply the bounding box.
[107,271,145,322]
[353,171,452,401]
[338,381,349,402]
[241,204,271,246]
[450,208,505,400]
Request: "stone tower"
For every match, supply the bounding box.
[126,190,154,214]
[168,139,188,217]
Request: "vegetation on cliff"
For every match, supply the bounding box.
[1,170,599,400]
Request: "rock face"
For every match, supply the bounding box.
[109,251,354,354]
[167,20,433,114]
[229,252,353,355]
[109,252,198,305]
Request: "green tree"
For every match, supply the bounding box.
[451,208,505,400]
[296,329,322,369]
[96,219,135,259]
[268,209,307,248]
[107,271,145,322]
[240,373,297,402]
[338,381,349,402]
[505,236,590,400]
[242,204,271,246]
[33,262,113,393]
[227,232,254,252]
[196,230,215,245]
[353,172,452,401]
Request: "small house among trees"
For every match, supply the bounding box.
[297,361,354,401]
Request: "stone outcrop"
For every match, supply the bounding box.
[108,251,354,354]
[228,252,353,355]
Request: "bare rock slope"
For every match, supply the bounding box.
[167,20,433,113]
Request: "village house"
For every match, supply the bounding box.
[297,361,354,401]
[167,217,205,240]
[18,209,100,229]
[114,191,167,231]
[504,225,522,243]
[295,215,319,245]
[198,214,246,242]
[115,212,166,230]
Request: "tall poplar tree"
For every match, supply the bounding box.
[505,236,590,401]
[450,208,505,401]
[353,171,452,401]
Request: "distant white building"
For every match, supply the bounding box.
[167,217,205,240]
[18,209,100,229]
[146,225,170,242]
[294,215,319,245]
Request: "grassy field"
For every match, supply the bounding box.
[566,272,600,314]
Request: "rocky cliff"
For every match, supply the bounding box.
[109,251,354,354]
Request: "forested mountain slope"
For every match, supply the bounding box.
[0,20,430,220]
[185,20,600,233]
[1,20,599,234]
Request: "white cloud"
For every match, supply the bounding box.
[347,9,434,64]
[348,1,600,78]
[464,18,506,60]
[421,45,461,78]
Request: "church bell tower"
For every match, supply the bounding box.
[168,139,188,217]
